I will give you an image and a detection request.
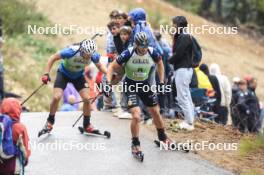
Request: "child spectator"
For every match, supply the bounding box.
[106,10,119,55]
[0,98,31,175]
[107,21,120,57]
[119,26,132,51]
[116,11,129,27]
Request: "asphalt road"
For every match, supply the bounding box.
[21,111,232,175]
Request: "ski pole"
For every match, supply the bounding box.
[72,113,83,128]
[91,32,103,40]
[21,83,45,106]
[72,95,101,105]
[72,93,102,127]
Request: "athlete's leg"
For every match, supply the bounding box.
[140,90,168,142]
[126,88,142,151]
[129,106,142,153]
[129,106,141,138]
[78,88,92,117]
[47,71,68,126]
[148,105,164,129]
[73,76,93,130]
[148,105,168,142]
[49,88,64,115]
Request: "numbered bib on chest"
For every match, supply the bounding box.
[63,54,91,73]
[125,52,154,81]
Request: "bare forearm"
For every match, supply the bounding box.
[157,61,165,83]
[99,64,107,75]
[106,63,114,83]
[44,54,60,74]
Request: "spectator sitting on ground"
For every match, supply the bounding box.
[199,63,221,109]
[232,77,240,94]
[194,66,215,96]
[231,79,260,133]
[209,63,232,125]
[246,77,264,133]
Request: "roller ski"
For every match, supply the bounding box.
[38,121,53,137]
[131,145,144,162]
[78,125,111,139]
[154,138,190,153]
[131,138,144,162]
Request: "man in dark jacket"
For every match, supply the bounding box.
[169,16,194,130]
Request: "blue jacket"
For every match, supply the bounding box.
[128,8,158,51]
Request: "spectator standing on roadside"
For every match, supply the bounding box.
[169,16,195,130]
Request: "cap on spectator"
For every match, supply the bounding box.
[244,75,253,83]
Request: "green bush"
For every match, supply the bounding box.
[239,134,264,156]
[0,0,50,36]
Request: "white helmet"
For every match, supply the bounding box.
[134,32,148,47]
[81,39,97,54]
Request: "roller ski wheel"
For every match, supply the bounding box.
[131,145,144,162]
[78,126,111,139]
[38,122,53,137]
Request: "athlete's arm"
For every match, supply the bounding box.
[44,52,61,74]
[156,59,165,84]
[106,49,131,83]
[150,48,165,83]
[95,62,107,74]
[106,60,121,84]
